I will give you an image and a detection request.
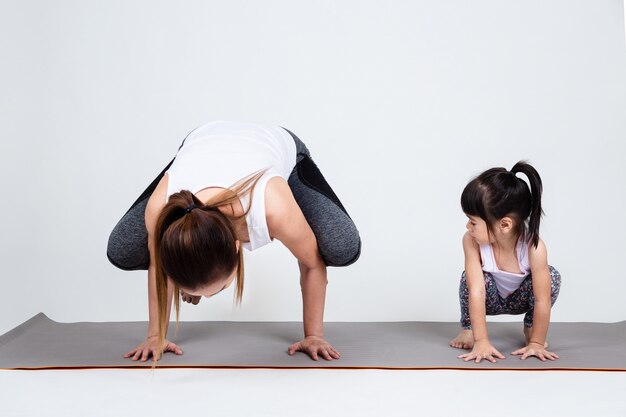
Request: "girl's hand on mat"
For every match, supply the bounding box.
[124,336,183,362]
[181,291,201,305]
[287,336,341,361]
[458,340,505,364]
[511,343,559,361]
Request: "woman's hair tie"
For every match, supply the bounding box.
[185,203,197,213]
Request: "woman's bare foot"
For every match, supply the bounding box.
[449,329,474,349]
[524,326,548,348]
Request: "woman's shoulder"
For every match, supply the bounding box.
[264,176,292,222]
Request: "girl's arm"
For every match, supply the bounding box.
[265,177,340,361]
[463,232,490,343]
[458,232,506,363]
[511,239,559,361]
[527,239,551,346]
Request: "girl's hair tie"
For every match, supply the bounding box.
[185,203,197,213]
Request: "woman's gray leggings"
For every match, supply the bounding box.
[107,129,361,271]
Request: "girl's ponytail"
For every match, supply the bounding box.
[510,161,543,248]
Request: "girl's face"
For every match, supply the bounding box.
[466,215,491,245]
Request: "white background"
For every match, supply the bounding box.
[1,0,625,335]
[1,369,625,417]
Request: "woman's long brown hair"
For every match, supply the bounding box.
[152,170,265,363]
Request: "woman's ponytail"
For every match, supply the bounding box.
[153,190,199,363]
[151,171,265,364]
[510,161,543,248]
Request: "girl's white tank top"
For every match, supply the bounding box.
[165,121,297,251]
[479,239,531,298]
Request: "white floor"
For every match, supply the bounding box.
[1,369,624,417]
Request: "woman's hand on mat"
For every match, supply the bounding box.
[287,336,341,361]
[181,291,201,305]
[458,340,505,364]
[511,343,559,361]
[124,336,183,362]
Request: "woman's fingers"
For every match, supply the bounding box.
[132,349,143,361]
[141,348,152,362]
[319,349,333,361]
[165,343,183,355]
[287,342,300,356]
[288,339,340,361]
[329,347,341,359]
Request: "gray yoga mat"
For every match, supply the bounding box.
[1,313,625,371]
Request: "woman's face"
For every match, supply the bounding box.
[182,265,237,298]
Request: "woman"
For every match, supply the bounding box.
[107,121,361,362]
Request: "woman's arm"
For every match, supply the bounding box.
[265,177,339,361]
[124,178,182,361]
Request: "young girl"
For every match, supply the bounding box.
[107,121,361,362]
[449,161,561,363]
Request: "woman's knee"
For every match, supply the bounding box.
[107,226,150,271]
[106,202,151,271]
[319,230,361,267]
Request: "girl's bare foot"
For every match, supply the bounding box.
[449,329,474,349]
[524,326,548,348]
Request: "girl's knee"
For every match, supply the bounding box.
[548,266,561,282]
[548,265,561,304]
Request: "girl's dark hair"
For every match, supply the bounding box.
[461,161,543,248]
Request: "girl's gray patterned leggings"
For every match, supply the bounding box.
[459,266,561,329]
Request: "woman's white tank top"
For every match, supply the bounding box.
[480,239,531,298]
[165,121,297,251]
